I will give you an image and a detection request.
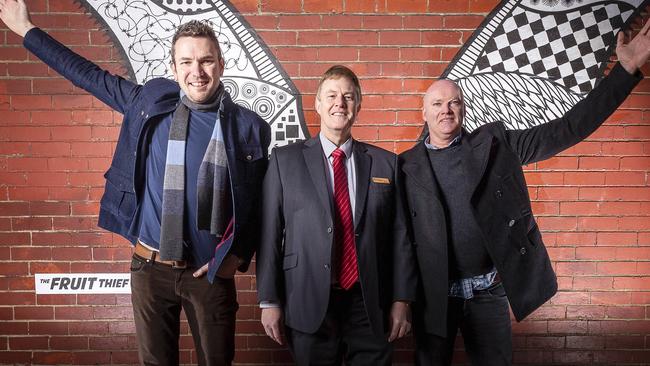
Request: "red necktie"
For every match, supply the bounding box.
[332,148,358,290]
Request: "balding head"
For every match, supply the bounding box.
[422,79,465,148]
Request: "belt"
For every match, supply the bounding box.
[134,241,188,269]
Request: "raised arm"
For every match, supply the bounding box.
[617,19,650,74]
[0,0,35,37]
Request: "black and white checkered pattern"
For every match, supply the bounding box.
[476,3,631,93]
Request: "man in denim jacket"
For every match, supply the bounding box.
[0,1,270,364]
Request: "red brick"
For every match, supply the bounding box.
[559,202,598,216]
[54,306,93,320]
[71,110,114,125]
[403,15,444,29]
[386,0,426,12]
[51,247,92,261]
[605,305,645,319]
[240,14,278,31]
[0,80,31,94]
[257,30,297,45]
[30,142,71,156]
[303,0,343,13]
[549,291,590,305]
[52,95,94,109]
[14,306,54,320]
[613,277,650,290]
[49,336,89,350]
[548,320,589,334]
[444,15,484,29]
[604,171,646,185]
[338,31,379,45]
[598,262,639,276]
[6,63,50,77]
[619,217,650,230]
[379,31,420,45]
[566,305,606,319]
[601,141,645,155]
[278,15,319,29]
[260,0,301,12]
[317,47,358,61]
[12,247,53,261]
[524,172,564,185]
[32,78,75,94]
[69,142,112,157]
[591,291,632,304]
[297,30,337,45]
[8,336,49,350]
[5,159,45,176]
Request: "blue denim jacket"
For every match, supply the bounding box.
[23,28,271,278]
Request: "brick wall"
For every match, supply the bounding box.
[0,0,648,364]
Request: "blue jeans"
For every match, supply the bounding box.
[415,282,512,366]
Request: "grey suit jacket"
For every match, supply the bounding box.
[257,137,417,336]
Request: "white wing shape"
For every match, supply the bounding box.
[443,0,648,131]
[78,0,309,151]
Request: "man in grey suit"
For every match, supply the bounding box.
[257,65,417,365]
[401,23,650,366]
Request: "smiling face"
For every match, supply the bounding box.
[422,79,465,147]
[315,76,361,146]
[171,36,224,104]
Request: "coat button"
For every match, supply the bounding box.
[140,110,144,116]
[411,210,416,217]
[495,190,503,198]
[520,247,527,255]
[327,227,332,233]
[324,264,330,270]
[508,219,516,227]
[246,155,252,161]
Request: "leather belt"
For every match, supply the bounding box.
[134,241,188,269]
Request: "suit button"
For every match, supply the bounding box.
[411,210,416,217]
[495,190,503,198]
[140,110,144,116]
[327,227,332,233]
[324,264,330,270]
[246,155,252,161]
[520,247,527,255]
[508,219,516,227]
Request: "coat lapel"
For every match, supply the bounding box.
[459,130,493,198]
[402,141,441,202]
[303,137,334,221]
[352,141,370,229]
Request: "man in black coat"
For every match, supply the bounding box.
[400,23,650,365]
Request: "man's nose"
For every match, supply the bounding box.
[191,62,203,76]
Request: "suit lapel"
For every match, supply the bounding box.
[303,137,334,221]
[353,141,370,229]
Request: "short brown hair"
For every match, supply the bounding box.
[170,20,223,64]
[316,65,362,103]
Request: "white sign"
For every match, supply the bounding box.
[35,273,131,294]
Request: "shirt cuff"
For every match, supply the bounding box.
[259,301,281,309]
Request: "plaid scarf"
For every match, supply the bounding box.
[159,84,230,261]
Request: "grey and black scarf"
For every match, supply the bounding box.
[159,84,230,261]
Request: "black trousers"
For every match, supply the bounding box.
[415,282,512,366]
[130,254,238,366]
[286,284,392,366]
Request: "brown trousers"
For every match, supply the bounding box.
[130,254,238,366]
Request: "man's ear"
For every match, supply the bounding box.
[171,62,178,81]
